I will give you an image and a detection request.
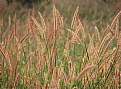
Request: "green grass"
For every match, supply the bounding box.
[0,1,121,89]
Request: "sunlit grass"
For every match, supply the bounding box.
[0,3,121,89]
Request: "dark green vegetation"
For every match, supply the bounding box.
[6,0,49,4]
[0,0,121,89]
[6,0,50,8]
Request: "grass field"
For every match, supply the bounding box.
[0,0,121,89]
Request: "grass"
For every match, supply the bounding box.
[0,1,121,89]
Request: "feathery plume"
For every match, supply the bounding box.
[76,65,95,82]
[71,6,79,29]
[95,26,101,42]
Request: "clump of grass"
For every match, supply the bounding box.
[0,5,121,89]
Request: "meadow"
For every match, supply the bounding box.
[0,0,121,89]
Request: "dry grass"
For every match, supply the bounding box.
[0,4,121,89]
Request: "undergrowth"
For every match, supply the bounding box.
[0,5,121,89]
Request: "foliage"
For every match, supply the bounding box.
[0,3,121,89]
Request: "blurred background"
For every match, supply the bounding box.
[0,0,121,30]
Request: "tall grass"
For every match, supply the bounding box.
[0,6,121,89]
